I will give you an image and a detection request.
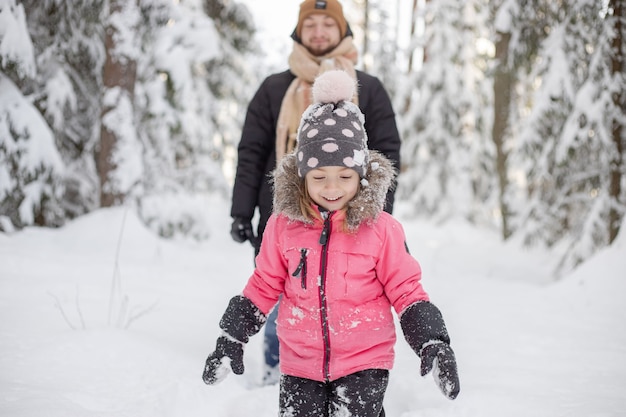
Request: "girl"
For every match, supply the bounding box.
[202,70,459,416]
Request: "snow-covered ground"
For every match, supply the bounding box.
[1,198,625,417]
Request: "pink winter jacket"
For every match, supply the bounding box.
[243,208,429,382]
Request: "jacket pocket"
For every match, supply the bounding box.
[284,247,316,301]
[343,246,382,302]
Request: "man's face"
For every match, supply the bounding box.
[300,14,342,56]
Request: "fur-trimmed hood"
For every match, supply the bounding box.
[272,150,396,230]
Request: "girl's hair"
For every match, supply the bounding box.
[298,179,322,223]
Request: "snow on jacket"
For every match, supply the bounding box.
[242,151,429,382]
[230,69,401,239]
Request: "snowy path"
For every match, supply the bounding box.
[1,201,625,416]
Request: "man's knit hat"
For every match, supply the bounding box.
[296,0,348,39]
[296,70,369,178]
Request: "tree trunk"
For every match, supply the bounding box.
[608,0,624,243]
[97,0,137,207]
[362,0,370,72]
[492,30,513,239]
[403,0,421,114]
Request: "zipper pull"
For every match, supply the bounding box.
[292,248,308,289]
[319,211,332,246]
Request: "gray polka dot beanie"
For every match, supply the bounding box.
[296,70,369,178]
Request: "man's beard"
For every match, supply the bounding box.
[309,44,337,57]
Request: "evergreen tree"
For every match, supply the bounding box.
[513,1,591,246]
[513,0,625,273]
[1,0,257,238]
[202,0,258,181]
[0,0,68,231]
[552,0,624,272]
[134,0,257,239]
[18,0,105,221]
[399,0,493,223]
[359,0,399,96]
[490,0,562,239]
[133,0,226,239]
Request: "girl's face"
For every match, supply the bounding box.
[305,166,360,212]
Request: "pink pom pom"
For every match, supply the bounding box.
[312,70,355,104]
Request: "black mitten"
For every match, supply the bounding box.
[202,295,267,385]
[230,217,255,243]
[400,301,460,399]
[419,341,460,399]
[202,335,244,384]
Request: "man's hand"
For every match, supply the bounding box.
[230,218,255,243]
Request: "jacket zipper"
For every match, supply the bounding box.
[292,248,308,289]
[318,210,332,381]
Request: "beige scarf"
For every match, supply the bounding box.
[275,37,359,163]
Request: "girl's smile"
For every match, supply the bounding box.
[305,166,360,211]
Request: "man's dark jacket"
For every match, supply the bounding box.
[230,69,401,240]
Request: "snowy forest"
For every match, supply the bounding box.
[1,0,624,276]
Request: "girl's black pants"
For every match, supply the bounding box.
[279,368,388,417]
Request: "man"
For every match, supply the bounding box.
[229,0,401,386]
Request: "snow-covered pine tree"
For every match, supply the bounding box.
[2,0,257,238]
[606,0,625,246]
[552,0,625,272]
[21,0,105,220]
[512,1,594,248]
[399,0,493,223]
[202,0,258,184]
[511,0,624,274]
[358,0,400,97]
[133,0,257,239]
[491,0,569,240]
[513,25,577,250]
[459,0,495,226]
[0,0,66,231]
